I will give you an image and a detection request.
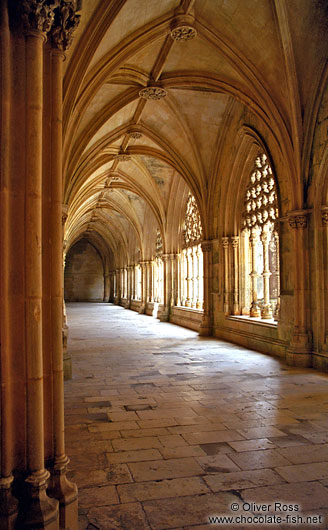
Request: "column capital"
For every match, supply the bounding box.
[321,206,328,226]
[19,0,58,39]
[50,0,80,51]
[221,237,229,248]
[201,240,212,252]
[231,236,239,248]
[288,209,311,229]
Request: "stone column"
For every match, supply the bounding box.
[138,262,146,313]
[125,266,132,308]
[115,269,120,304]
[287,211,312,366]
[249,227,261,317]
[190,248,196,307]
[104,273,110,302]
[159,254,170,321]
[231,237,239,315]
[322,208,328,352]
[185,248,191,307]
[222,237,230,314]
[273,230,281,321]
[260,227,272,319]
[195,246,201,309]
[199,241,213,336]
[48,18,79,525]
[22,3,59,527]
[0,3,18,526]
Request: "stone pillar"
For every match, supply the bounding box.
[115,269,120,304]
[48,25,78,526]
[195,246,201,309]
[260,227,272,319]
[170,253,178,308]
[273,230,281,321]
[146,261,152,303]
[322,208,328,352]
[231,237,239,315]
[0,3,18,527]
[138,262,146,313]
[222,237,230,314]
[249,227,261,317]
[125,266,131,308]
[21,3,59,527]
[199,241,213,336]
[185,248,191,307]
[159,254,170,321]
[286,211,312,366]
[104,273,110,302]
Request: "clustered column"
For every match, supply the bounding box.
[287,211,311,364]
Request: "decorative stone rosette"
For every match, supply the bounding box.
[139,87,167,100]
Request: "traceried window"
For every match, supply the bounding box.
[178,193,204,309]
[241,153,280,320]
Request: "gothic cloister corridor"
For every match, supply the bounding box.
[65,303,328,530]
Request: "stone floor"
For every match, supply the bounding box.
[65,303,328,530]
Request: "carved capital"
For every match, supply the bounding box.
[321,207,328,226]
[231,236,239,248]
[288,213,307,229]
[20,0,58,37]
[201,240,212,253]
[50,0,80,51]
[221,237,229,249]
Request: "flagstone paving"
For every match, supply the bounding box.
[64,303,328,529]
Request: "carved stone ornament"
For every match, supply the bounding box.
[288,214,307,229]
[156,228,163,256]
[231,237,239,248]
[129,132,143,139]
[51,0,80,51]
[201,241,212,253]
[20,0,57,35]
[139,87,167,100]
[221,237,229,248]
[62,204,68,225]
[170,26,197,41]
[321,207,328,226]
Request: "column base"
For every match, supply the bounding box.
[261,305,272,319]
[138,304,146,314]
[159,309,169,322]
[48,457,78,530]
[199,314,212,336]
[63,352,72,380]
[286,331,312,367]
[18,470,59,530]
[0,476,18,530]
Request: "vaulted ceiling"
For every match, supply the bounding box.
[63,0,328,264]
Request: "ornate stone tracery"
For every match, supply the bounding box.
[156,228,163,256]
[183,193,203,247]
[241,152,280,320]
[243,153,278,230]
